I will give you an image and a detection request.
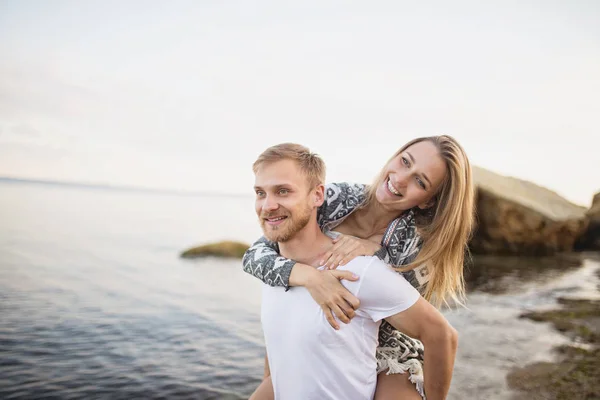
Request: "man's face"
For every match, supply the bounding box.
[254,159,318,243]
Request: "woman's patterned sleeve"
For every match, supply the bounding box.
[241,182,366,289]
[373,210,428,291]
[317,182,367,227]
[242,236,296,288]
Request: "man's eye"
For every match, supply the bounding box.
[256,191,265,197]
[278,189,289,195]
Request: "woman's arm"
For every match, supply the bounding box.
[241,183,366,328]
[242,236,295,288]
[375,209,427,290]
[242,239,360,328]
[322,210,427,291]
[242,182,368,288]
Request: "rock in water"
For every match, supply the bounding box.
[575,192,600,251]
[470,167,587,255]
[180,241,250,259]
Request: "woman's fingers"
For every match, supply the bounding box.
[323,239,350,269]
[342,291,361,311]
[322,305,340,330]
[338,299,356,320]
[305,270,361,330]
[338,247,363,266]
[330,242,360,268]
[337,243,361,266]
[329,303,351,324]
[328,252,346,269]
[321,250,335,268]
[329,270,359,282]
[320,239,346,267]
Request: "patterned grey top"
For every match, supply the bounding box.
[242,182,430,291]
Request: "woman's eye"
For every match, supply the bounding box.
[401,157,410,167]
[416,178,426,190]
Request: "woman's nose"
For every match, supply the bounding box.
[393,172,410,188]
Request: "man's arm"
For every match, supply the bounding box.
[263,354,270,379]
[248,354,274,400]
[385,298,458,400]
[356,258,457,400]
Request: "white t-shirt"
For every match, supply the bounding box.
[261,256,421,400]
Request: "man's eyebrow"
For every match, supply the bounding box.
[253,184,293,190]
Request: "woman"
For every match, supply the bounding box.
[243,135,475,399]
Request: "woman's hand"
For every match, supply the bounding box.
[321,233,382,269]
[305,269,361,330]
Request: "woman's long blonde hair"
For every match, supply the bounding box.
[364,135,476,307]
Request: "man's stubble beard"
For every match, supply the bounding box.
[261,203,313,243]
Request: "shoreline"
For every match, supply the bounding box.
[506,262,600,399]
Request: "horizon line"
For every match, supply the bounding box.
[0,175,252,199]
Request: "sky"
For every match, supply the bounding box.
[0,0,599,206]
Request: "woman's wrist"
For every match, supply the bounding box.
[288,263,319,287]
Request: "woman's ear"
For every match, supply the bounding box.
[418,197,436,210]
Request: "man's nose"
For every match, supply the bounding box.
[263,195,279,211]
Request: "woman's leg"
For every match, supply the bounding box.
[248,376,274,400]
[374,371,422,400]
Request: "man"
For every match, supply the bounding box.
[249,143,458,400]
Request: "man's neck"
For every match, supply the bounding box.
[278,223,333,267]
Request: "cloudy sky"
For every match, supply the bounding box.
[1,0,598,206]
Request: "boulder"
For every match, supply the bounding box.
[574,192,600,251]
[470,167,587,255]
[180,241,250,259]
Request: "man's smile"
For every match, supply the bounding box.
[264,216,288,226]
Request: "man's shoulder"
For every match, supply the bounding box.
[344,257,420,316]
[338,255,379,273]
[342,257,411,290]
[343,255,391,270]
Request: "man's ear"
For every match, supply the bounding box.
[314,184,325,207]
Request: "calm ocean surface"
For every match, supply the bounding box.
[1,180,598,399]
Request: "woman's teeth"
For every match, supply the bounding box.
[387,179,402,196]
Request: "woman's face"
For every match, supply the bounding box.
[375,140,448,212]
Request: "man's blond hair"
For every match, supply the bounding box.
[253,143,326,188]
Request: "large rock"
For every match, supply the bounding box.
[470,167,587,255]
[574,192,600,251]
[180,241,250,259]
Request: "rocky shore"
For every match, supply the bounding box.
[507,266,600,399]
[470,167,593,255]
